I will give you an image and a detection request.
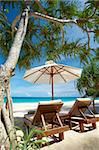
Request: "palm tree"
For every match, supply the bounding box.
[0,0,98,149]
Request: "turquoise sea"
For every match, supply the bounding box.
[4,97,99,103]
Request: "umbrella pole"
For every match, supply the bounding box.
[51,67,54,100]
[52,74,54,100]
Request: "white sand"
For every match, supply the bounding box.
[41,127,99,150]
[13,100,99,150]
[13,102,38,117]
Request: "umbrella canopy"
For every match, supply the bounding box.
[24,60,82,100]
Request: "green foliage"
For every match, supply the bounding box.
[46,38,92,64]
[77,0,99,41]
[95,48,99,60]
[0,0,98,68]
[59,0,78,19]
[0,11,41,69]
[16,128,47,150]
[0,11,13,56]
[77,50,99,97]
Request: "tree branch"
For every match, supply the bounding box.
[11,11,77,31]
[11,11,92,50]
[86,31,90,49]
[61,25,64,45]
[11,15,21,32]
[30,12,77,24]
[82,27,90,49]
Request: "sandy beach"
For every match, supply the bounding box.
[13,100,99,150]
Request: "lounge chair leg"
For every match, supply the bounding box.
[92,123,96,129]
[69,120,72,129]
[59,132,64,141]
[79,122,84,132]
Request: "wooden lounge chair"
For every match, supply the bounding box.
[24,100,70,141]
[59,98,98,132]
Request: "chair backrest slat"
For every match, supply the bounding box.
[32,101,63,125]
[68,98,92,117]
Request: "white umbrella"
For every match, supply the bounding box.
[23,60,82,100]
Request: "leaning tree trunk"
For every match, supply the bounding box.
[0,6,29,149]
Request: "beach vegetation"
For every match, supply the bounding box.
[77,61,99,96]
[0,0,98,149]
[77,49,99,111]
[16,128,46,150]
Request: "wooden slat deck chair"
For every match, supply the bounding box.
[59,98,98,132]
[24,100,70,141]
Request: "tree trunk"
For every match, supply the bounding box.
[0,119,10,149]
[0,6,29,149]
[5,81,14,126]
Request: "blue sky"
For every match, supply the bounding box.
[0,2,97,97]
